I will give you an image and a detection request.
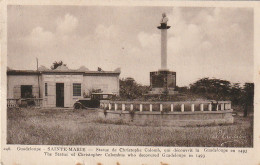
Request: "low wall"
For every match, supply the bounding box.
[99,100,234,126]
[7,98,43,108]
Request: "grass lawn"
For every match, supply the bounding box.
[7,107,253,147]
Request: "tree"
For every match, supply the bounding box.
[98,67,103,71]
[242,83,254,117]
[229,83,242,105]
[243,83,254,105]
[189,78,231,100]
[189,78,254,109]
[51,61,66,70]
[175,86,189,93]
[119,77,149,100]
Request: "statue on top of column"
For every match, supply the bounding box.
[157,12,170,29]
[161,13,168,24]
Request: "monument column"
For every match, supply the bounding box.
[149,13,176,95]
[158,13,170,70]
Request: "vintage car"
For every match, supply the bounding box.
[73,93,115,109]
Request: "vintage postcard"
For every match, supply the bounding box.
[1,0,260,165]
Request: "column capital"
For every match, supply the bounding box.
[157,23,171,29]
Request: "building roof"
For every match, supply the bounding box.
[7,65,121,76]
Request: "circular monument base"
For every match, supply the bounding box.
[99,101,234,126]
[97,110,234,127]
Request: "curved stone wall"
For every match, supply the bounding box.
[98,100,234,126]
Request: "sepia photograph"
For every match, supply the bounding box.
[6,5,254,148]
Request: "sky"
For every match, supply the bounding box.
[7,6,253,86]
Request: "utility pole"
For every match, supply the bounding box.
[36,58,41,98]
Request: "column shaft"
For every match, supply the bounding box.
[161,29,167,70]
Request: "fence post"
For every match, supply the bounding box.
[109,103,111,110]
[208,104,212,111]
[221,104,224,110]
[191,104,194,112]
[130,104,133,111]
[122,104,125,111]
[181,104,184,112]
[140,104,143,112]
[225,103,231,110]
[171,104,174,112]
[160,104,163,112]
[150,104,153,112]
[115,103,117,111]
[200,104,204,111]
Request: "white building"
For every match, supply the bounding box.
[7,65,120,107]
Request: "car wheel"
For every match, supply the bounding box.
[74,103,82,109]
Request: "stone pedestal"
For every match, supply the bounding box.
[149,70,176,95]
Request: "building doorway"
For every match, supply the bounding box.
[56,83,64,107]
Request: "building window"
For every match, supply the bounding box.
[73,83,81,96]
[45,83,48,96]
[21,85,33,98]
